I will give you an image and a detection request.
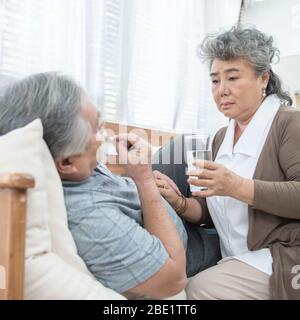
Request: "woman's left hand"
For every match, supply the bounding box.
[187,160,244,198]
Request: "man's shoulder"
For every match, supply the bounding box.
[62,169,102,190]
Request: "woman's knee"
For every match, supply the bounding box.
[186,271,217,300]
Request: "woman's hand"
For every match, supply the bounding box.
[153,170,182,207]
[187,160,254,204]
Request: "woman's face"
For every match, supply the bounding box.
[210,58,269,125]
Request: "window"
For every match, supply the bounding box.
[0,0,240,134]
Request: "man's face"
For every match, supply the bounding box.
[72,97,103,180]
[56,95,104,181]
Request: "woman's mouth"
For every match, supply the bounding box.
[220,102,234,110]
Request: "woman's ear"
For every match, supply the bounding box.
[261,70,270,88]
[55,157,78,179]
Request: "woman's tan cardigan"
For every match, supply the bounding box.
[197,106,300,300]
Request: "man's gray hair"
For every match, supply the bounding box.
[198,27,292,105]
[0,72,92,158]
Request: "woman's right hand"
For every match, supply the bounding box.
[153,170,182,207]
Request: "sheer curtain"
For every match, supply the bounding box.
[0,0,242,134]
[0,0,86,80]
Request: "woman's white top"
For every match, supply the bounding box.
[207,94,281,275]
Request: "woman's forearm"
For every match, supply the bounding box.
[178,197,203,223]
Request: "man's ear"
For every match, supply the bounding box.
[55,156,78,179]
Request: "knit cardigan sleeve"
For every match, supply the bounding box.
[253,110,300,220]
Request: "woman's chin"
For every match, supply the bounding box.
[222,110,234,118]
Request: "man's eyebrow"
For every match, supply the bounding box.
[210,68,240,77]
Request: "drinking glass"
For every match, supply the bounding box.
[184,134,212,192]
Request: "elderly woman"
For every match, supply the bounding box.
[154,27,300,300]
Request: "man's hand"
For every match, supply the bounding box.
[115,133,153,181]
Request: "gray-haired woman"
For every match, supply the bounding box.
[154,27,300,300]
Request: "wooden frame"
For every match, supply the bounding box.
[0,174,34,300]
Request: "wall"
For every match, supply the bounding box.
[242,0,300,56]
[242,0,300,100]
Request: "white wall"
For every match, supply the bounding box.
[242,0,300,57]
[273,55,300,94]
[242,0,300,101]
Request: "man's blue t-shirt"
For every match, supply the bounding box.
[63,164,187,293]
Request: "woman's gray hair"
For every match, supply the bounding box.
[198,27,292,106]
[0,72,92,158]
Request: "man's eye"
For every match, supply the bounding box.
[212,79,219,84]
[228,77,237,81]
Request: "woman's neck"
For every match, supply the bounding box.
[234,122,247,146]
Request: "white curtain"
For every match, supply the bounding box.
[0,0,242,135]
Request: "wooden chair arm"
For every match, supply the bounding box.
[0,173,35,300]
[0,173,35,190]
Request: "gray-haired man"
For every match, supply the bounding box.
[0,72,220,299]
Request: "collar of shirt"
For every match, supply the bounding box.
[217,94,281,159]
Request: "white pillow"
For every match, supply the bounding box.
[0,119,125,300]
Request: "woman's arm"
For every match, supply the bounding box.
[190,110,300,220]
[252,111,300,220]
[253,180,300,220]
[153,170,212,224]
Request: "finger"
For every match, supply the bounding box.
[156,185,170,197]
[193,160,218,170]
[186,168,204,177]
[115,133,139,151]
[155,179,169,189]
[115,133,138,142]
[153,170,181,195]
[187,178,212,188]
[164,176,181,195]
[197,169,214,180]
[192,189,214,198]
[153,170,164,180]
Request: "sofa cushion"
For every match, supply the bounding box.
[0,119,124,300]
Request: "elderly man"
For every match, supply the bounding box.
[0,72,220,299]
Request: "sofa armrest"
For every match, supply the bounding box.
[0,173,34,300]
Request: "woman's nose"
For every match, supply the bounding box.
[219,79,229,97]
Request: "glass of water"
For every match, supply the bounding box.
[184,134,212,192]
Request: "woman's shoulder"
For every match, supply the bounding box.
[212,126,227,156]
[274,105,300,130]
[269,105,300,146]
[213,126,227,143]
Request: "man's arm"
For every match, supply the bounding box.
[127,177,187,298]
[69,204,179,296]
[116,134,187,298]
